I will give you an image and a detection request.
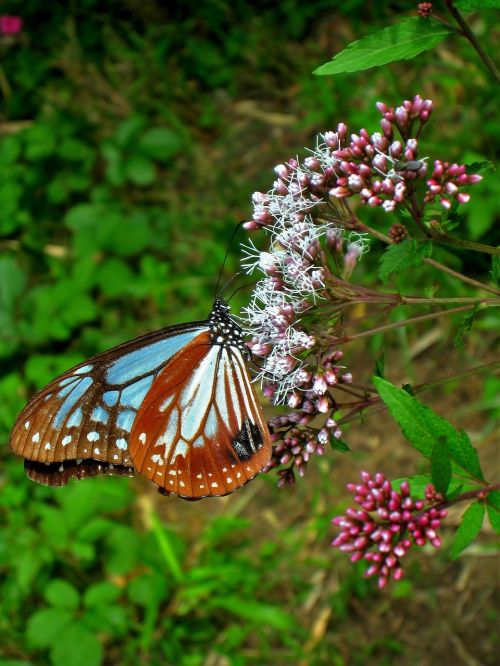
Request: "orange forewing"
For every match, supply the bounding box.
[129,333,271,499]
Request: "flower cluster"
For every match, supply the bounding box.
[424,161,483,209]
[0,15,23,36]
[241,96,483,486]
[241,159,365,483]
[417,2,433,19]
[245,96,481,224]
[332,472,447,588]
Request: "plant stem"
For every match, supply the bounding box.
[432,235,500,256]
[338,304,477,343]
[445,0,500,83]
[337,359,500,426]
[353,221,500,297]
[424,257,500,296]
[401,296,499,305]
[406,195,432,238]
[436,483,500,510]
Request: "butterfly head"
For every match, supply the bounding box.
[209,298,247,354]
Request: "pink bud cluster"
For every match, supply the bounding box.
[263,352,352,483]
[245,96,481,224]
[425,161,482,209]
[265,417,342,486]
[418,2,433,18]
[376,95,433,139]
[332,472,447,589]
[0,15,23,36]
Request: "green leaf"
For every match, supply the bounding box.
[465,159,496,173]
[44,580,80,610]
[491,253,500,283]
[330,438,350,453]
[394,474,432,498]
[105,525,141,575]
[487,490,500,511]
[378,240,432,284]
[115,114,146,147]
[431,438,451,495]
[0,257,26,310]
[394,475,465,501]
[138,127,183,160]
[373,377,484,480]
[455,0,500,9]
[95,259,134,298]
[454,430,484,482]
[486,502,500,535]
[125,156,156,186]
[82,603,130,638]
[209,597,295,630]
[450,502,485,559]
[26,608,74,648]
[314,18,454,75]
[83,582,121,608]
[374,350,385,378]
[127,572,169,607]
[50,623,103,666]
[454,305,479,349]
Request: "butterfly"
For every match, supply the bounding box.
[10,298,272,499]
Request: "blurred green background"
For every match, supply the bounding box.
[1,2,499,665]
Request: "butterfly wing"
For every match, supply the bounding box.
[24,459,134,487]
[129,336,272,499]
[10,322,208,476]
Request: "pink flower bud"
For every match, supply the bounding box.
[323,131,338,147]
[317,396,330,413]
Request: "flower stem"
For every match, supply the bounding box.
[352,221,500,297]
[338,304,480,343]
[432,235,500,256]
[445,0,500,83]
[424,258,500,296]
[337,359,500,426]
[436,483,500,510]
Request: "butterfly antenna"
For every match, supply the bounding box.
[227,280,258,303]
[214,220,246,299]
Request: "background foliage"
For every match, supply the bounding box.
[0,1,498,664]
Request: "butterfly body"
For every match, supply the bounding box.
[10,299,271,499]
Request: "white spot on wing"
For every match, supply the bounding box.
[44,442,51,450]
[139,432,146,444]
[116,438,128,450]
[94,447,100,454]
[87,431,100,442]
[24,421,30,429]
[32,432,40,443]
[62,435,72,446]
